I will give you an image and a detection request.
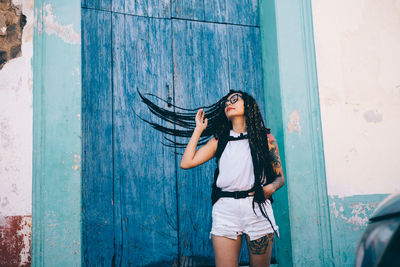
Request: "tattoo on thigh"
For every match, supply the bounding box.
[248,236,269,255]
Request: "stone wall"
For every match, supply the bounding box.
[0,0,27,69]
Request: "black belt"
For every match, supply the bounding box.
[217,189,254,199]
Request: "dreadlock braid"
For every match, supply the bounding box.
[136,88,232,149]
[240,92,280,228]
[138,88,280,225]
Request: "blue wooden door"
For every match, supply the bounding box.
[82,8,178,266]
[82,1,266,266]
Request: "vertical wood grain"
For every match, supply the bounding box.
[203,0,227,23]
[82,0,112,11]
[171,0,205,21]
[82,8,114,266]
[227,25,265,114]
[172,19,230,265]
[170,0,259,26]
[113,0,171,18]
[224,0,259,26]
[112,14,178,265]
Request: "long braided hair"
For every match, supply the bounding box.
[137,88,280,222]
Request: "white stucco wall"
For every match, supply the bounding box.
[0,0,33,265]
[312,0,400,197]
[0,0,32,216]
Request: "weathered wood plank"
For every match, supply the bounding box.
[227,25,264,114]
[172,19,229,265]
[171,0,205,21]
[113,0,171,18]
[112,13,178,265]
[170,0,259,26]
[81,8,114,266]
[81,0,112,10]
[203,0,227,23]
[224,0,259,26]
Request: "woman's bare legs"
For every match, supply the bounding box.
[245,233,274,267]
[212,234,243,267]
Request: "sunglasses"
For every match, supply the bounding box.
[220,93,243,108]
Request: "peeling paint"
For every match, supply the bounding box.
[72,153,81,171]
[35,4,80,44]
[363,109,383,123]
[327,194,388,265]
[329,195,384,230]
[17,216,31,265]
[0,215,31,266]
[22,22,32,42]
[287,109,301,135]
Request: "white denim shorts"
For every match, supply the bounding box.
[209,196,279,241]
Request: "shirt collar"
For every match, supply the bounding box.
[230,129,247,137]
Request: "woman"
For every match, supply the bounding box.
[138,89,285,267]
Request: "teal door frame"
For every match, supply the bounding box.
[33,0,333,266]
[32,0,82,266]
[259,0,334,266]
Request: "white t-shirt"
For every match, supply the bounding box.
[216,129,255,191]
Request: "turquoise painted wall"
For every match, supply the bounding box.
[32,0,81,265]
[259,0,293,266]
[328,194,388,266]
[260,1,389,267]
[260,0,333,266]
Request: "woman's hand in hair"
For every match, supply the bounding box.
[180,109,216,169]
[195,108,208,132]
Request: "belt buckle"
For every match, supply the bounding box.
[234,191,246,199]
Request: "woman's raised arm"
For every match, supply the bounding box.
[180,109,218,169]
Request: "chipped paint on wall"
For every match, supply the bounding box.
[311,0,400,197]
[329,196,379,230]
[328,194,387,266]
[34,3,80,44]
[17,216,31,265]
[0,215,32,266]
[287,109,301,135]
[72,153,80,171]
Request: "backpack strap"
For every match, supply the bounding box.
[211,132,230,205]
[214,134,230,163]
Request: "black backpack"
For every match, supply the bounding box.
[210,130,274,205]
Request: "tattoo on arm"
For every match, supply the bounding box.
[248,233,275,255]
[268,135,285,191]
[271,176,284,191]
